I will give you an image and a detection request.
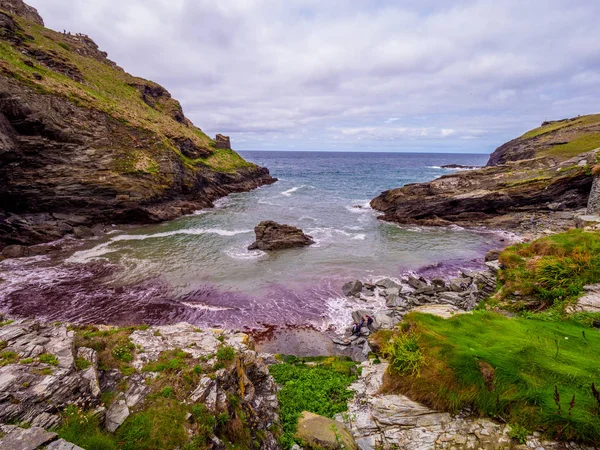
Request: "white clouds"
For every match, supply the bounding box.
[28,0,600,152]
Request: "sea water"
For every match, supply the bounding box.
[0,152,508,331]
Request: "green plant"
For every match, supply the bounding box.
[111,339,134,363]
[269,356,357,449]
[508,424,530,444]
[75,357,91,370]
[0,351,19,366]
[216,346,235,362]
[383,333,425,377]
[160,386,174,398]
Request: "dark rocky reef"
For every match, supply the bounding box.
[372,115,600,232]
[0,1,276,251]
[248,221,314,251]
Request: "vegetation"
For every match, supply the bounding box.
[497,230,600,312]
[542,133,600,159]
[269,356,358,449]
[377,311,600,444]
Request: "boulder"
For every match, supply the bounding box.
[248,221,314,251]
[343,280,363,297]
[0,425,57,450]
[295,411,357,450]
[407,276,427,290]
[46,439,85,450]
[1,244,28,258]
[104,398,129,432]
[484,249,502,262]
[375,278,402,290]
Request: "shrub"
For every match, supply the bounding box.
[384,333,425,377]
[216,346,235,362]
[509,424,530,444]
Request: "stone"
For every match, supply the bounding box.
[587,172,600,214]
[214,134,231,149]
[431,278,446,288]
[248,221,314,251]
[46,439,85,450]
[0,426,57,450]
[295,411,357,450]
[1,244,29,258]
[411,304,466,319]
[105,398,129,432]
[407,276,427,290]
[72,226,94,239]
[485,249,503,261]
[568,284,600,313]
[372,311,400,330]
[343,280,363,297]
[375,278,402,290]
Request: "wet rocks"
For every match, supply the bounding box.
[343,280,363,297]
[248,220,314,251]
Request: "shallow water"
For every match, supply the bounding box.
[0,152,509,331]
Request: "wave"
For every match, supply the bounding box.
[280,185,315,197]
[180,302,233,311]
[67,228,253,263]
[345,200,372,214]
[223,247,267,260]
[352,234,366,240]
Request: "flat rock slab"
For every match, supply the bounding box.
[0,426,57,450]
[411,304,468,319]
[46,439,85,450]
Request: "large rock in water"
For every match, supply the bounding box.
[295,411,357,450]
[248,221,314,251]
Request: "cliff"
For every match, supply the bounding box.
[371,114,600,233]
[0,0,276,250]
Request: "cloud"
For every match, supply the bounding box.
[28,0,600,152]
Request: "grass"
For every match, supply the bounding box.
[497,230,600,311]
[73,326,143,372]
[38,353,59,366]
[521,114,600,140]
[377,311,600,444]
[269,356,358,449]
[541,133,600,159]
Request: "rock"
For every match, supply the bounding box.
[343,280,363,297]
[295,411,357,450]
[248,221,314,251]
[385,291,406,308]
[214,134,231,149]
[1,244,28,258]
[46,439,85,450]
[485,249,503,262]
[568,284,600,313]
[0,425,57,450]
[72,226,94,239]
[431,278,446,288]
[105,398,129,432]
[411,304,466,319]
[587,171,600,214]
[375,278,402,290]
[372,311,401,330]
[407,276,427,290]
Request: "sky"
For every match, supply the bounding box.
[28,0,600,153]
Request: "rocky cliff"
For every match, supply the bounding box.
[371,115,600,233]
[0,0,276,250]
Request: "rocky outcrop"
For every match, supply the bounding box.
[0,1,276,251]
[0,320,281,449]
[587,167,600,214]
[215,134,231,149]
[338,361,584,450]
[0,0,42,25]
[371,148,596,232]
[248,221,314,251]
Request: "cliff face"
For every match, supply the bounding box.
[371,114,600,233]
[0,1,275,249]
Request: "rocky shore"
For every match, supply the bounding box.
[371,115,600,235]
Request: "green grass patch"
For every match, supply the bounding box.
[74,326,142,372]
[541,133,600,159]
[142,349,189,373]
[498,230,600,311]
[379,311,600,444]
[0,351,19,366]
[269,356,357,449]
[38,353,59,366]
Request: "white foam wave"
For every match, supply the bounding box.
[67,228,252,263]
[352,234,366,240]
[345,200,373,214]
[223,247,267,260]
[181,302,233,311]
[281,185,305,196]
[427,165,442,169]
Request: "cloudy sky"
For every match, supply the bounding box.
[29,0,600,153]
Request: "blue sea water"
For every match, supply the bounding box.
[0,152,509,330]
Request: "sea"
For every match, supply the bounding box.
[0,151,511,332]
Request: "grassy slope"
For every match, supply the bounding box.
[519,114,600,159]
[377,312,600,444]
[0,13,252,173]
[497,230,600,316]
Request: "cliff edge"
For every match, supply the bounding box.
[0,0,276,250]
[371,114,600,233]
